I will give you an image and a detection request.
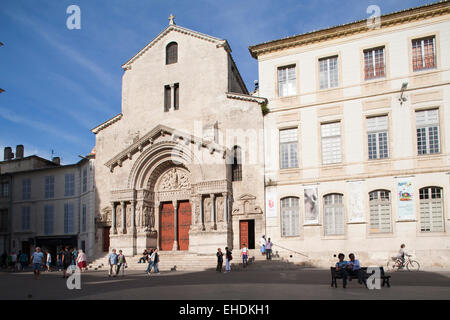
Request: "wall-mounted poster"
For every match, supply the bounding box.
[348,181,365,223]
[304,188,319,224]
[266,187,277,218]
[397,178,415,220]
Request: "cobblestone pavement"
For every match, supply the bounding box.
[0,267,449,300]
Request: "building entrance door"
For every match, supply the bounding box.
[178,201,191,251]
[160,203,175,251]
[239,220,255,249]
[103,227,110,252]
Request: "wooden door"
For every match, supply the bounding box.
[239,220,249,248]
[178,201,192,251]
[160,203,175,251]
[102,227,110,252]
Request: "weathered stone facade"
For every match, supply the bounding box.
[92,20,266,256]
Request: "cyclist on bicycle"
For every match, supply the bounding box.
[392,244,409,270]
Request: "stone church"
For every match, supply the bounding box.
[91,16,266,256]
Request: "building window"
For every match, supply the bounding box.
[0,209,8,232]
[367,115,389,160]
[279,128,298,169]
[321,122,342,165]
[82,204,87,233]
[164,85,171,112]
[281,197,300,237]
[0,182,9,198]
[166,42,178,64]
[369,190,391,233]
[364,47,385,80]
[45,176,54,199]
[419,187,444,232]
[231,146,242,181]
[323,194,344,236]
[416,109,440,155]
[412,36,436,71]
[278,65,296,97]
[174,83,179,110]
[319,56,339,89]
[64,203,75,234]
[22,179,31,200]
[82,169,87,193]
[44,205,54,235]
[21,206,31,231]
[64,173,75,197]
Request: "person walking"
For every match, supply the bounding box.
[56,248,63,271]
[260,235,266,256]
[45,251,52,272]
[241,244,248,268]
[10,251,17,272]
[19,251,28,271]
[76,249,87,272]
[216,248,223,273]
[31,247,44,280]
[151,249,160,274]
[225,247,232,273]
[146,248,154,275]
[108,249,118,277]
[62,247,73,278]
[72,247,78,266]
[116,250,127,276]
[265,238,273,260]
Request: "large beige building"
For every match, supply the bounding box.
[91,18,266,257]
[0,146,96,258]
[249,2,450,268]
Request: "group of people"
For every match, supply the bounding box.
[259,235,273,260]
[107,249,128,277]
[335,253,367,288]
[1,250,31,271]
[216,247,233,273]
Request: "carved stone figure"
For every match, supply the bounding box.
[99,207,112,224]
[204,197,211,223]
[216,197,224,222]
[159,168,191,191]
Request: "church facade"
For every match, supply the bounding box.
[91,18,266,256]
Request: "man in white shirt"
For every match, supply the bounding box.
[259,235,266,256]
[241,244,248,268]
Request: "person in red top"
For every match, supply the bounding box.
[241,244,248,268]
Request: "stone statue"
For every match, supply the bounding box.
[159,168,191,191]
[204,198,211,223]
[216,197,224,222]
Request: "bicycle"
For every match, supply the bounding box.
[387,254,420,271]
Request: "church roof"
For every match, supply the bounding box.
[121,22,231,70]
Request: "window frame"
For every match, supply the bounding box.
[368,190,392,234]
[412,36,437,72]
[277,65,297,97]
[279,128,299,169]
[363,46,386,80]
[318,55,339,90]
[323,193,345,236]
[64,203,75,234]
[280,197,300,237]
[415,108,440,156]
[45,176,55,199]
[22,179,31,200]
[231,146,242,182]
[321,121,342,165]
[64,173,75,197]
[419,186,444,233]
[44,205,54,235]
[165,42,178,65]
[366,115,389,160]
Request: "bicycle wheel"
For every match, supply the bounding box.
[406,260,420,271]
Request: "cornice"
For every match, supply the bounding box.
[226,92,267,104]
[249,1,450,58]
[91,113,122,134]
[105,124,228,172]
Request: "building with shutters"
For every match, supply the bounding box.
[249,2,450,268]
[91,16,266,256]
[0,146,96,259]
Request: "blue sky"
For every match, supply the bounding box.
[0,0,431,164]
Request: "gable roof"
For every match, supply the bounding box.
[122,24,232,70]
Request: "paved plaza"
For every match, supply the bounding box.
[1,264,449,300]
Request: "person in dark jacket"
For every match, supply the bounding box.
[225,247,232,273]
[62,247,73,278]
[216,248,223,273]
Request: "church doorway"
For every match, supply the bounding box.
[177,201,191,251]
[239,220,255,249]
[102,227,110,252]
[160,202,175,251]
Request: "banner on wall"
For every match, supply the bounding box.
[397,178,415,220]
[348,181,365,223]
[304,188,319,224]
[266,187,277,218]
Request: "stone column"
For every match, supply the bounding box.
[210,193,216,230]
[121,201,126,234]
[172,200,178,251]
[199,195,204,230]
[131,200,136,233]
[222,193,228,224]
[111,202,117,234]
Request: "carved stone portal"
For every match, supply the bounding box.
[158,168,191,191]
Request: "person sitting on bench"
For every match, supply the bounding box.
[335,253,349,288]
[346,253,367,287]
